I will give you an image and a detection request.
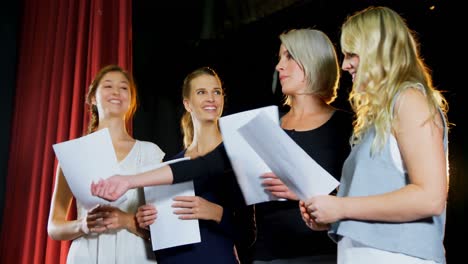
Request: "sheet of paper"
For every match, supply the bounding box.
[238,111,340,200]
[52,128,126,210]
[219,105,280,205]
[141,157,201,251]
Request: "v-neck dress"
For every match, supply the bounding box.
[67,140,165,264]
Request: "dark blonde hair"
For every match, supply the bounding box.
[180,67,223,148]
[85,64,138,134]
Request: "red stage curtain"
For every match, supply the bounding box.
[0,0,132,263]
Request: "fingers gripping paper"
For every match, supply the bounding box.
[52,128,126,210]
[140,158,202,251]
[219,105,280,205]
[237,111,340,200]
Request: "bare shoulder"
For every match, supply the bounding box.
[393,86,442,133]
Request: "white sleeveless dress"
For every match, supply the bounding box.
[67,140,164,264]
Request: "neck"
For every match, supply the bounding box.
[188,120,222,156]
[288,94,331,115]
[97,117,132,142]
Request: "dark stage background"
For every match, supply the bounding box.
[131,0,465,262]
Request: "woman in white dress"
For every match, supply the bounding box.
[47,65,164,263]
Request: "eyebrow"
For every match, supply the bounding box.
[195,87,222,90]
[278,49,289,57]
[102,79,129,84]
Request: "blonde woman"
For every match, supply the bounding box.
[300,6,449,264]
[135,67,253,263]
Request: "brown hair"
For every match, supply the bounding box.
[85,65,138,134]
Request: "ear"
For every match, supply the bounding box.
[90,96,97,106]
[183,99,191,112]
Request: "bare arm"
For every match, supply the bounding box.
[47,166,85,240]
[91,165,174,201]
[92,145,229,201]
[307,88,448,223]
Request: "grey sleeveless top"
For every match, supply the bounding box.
[329,85,448,263]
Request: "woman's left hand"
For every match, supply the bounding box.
[172,196,223,223]
[89,205,133,232]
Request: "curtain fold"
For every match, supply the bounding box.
[0,0,132,263]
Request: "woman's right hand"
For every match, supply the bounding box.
[136,204,158,229]
[299,200,329,231]
[261,172,299,200]
[91,175,130,201]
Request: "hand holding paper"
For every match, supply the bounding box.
[52,128,126,210]
[219,105,280,205]
[144,180,201,251]
[139,157,201,251]
[261,172,299,200]
[238,111,340,201]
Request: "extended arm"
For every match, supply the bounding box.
[92,144,229,201]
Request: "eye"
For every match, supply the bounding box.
[344,52,357,59]
[214,90,223,95]
[120,86,128,90]
[277,51,292,62]
[196,90,206,95]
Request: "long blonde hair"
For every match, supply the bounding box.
[180,67,223,148]
[85,65,138,134]
[341,6,448,152]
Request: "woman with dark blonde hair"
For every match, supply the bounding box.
[135,67,254,263]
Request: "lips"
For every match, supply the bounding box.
[109,99,122,105]
[203,106,217,111]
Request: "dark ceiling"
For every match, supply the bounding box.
[132,0,453,119]
[131,0,458,155]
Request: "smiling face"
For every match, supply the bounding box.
[183,74,224,123]
[92,71,131,120]
[275,44,307,96]
[342,52,360,83]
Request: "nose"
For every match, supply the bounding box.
[341,60,351,71]
[275,61,284,72]
[112,86,120,95]
[206,92,215,102]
